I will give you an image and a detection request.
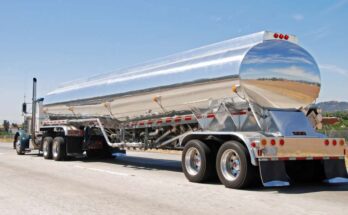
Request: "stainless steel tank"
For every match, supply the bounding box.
[43,31,321,120]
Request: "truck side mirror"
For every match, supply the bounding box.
[22,102,27,114]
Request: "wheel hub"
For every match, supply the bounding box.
[221,149,241,181]
[185,147,202,176]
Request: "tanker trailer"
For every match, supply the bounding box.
[15,31,348,189]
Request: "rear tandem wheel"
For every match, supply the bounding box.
[43,137,53,159]
[216,140,258,189]
[52,137,66,161]
[182,139,215,183]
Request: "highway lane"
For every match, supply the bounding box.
[1,142,348,215]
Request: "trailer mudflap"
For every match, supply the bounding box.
[259,160,290,187]
[323,160,348,184]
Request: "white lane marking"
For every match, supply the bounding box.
[74,165,129,177]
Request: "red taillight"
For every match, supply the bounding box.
[251,142,257,148]
[273,33,279,38]
[324,140,330,146]
[271,139,276,146]
[279,34,284,39]
[284,35,289,40]
[333,140,337,146]
[279,139,285,146]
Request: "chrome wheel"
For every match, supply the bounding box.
[220,149,241,182]
[185,147,202,176]
[52,141,59,158]
[43,141,49,157]
[16,139,23,155]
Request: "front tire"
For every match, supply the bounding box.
[16,139,25,155]
[52,137,66,161]
[182,139,215,183]
[216,141,256,189]
[43,137,53,159]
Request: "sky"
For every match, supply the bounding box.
[0,0,348,123]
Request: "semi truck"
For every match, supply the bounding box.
[15,31,348,189]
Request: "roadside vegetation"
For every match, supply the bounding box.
[0,131,13,143]
[0,120,16,143]
[319,111,348,166]
[320,111,348,140]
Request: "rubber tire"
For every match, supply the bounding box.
[182,139,215,183]
[16,139,25,155]
[216,141,256,189]
[52,137,66,161]
[43,137,53,159]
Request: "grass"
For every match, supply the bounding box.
[0,138,12,143]
[0,132,13,143]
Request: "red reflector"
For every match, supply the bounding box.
[324,140,329,146]
[271,139,276,146]
[313,156,323,160]
[258,150,262,156]
[332,140,337,146]
[279,34,284,39]
[207,113,215,118]
[284,35,289,40]
[279,139,285,146]
[184,116,192,121]
[273,33,279,38]
[174,117,181,122]
[251,142,256,148]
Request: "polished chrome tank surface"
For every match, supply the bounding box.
[239,40,320,109]
[43,31,321,119]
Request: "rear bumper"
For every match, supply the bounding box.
[259,156,345,161]
[254,137,346,160]
[253,137,348,187]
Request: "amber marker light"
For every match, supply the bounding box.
[339,139,345,146]
[232,85,238,93]
[261,139,267,146]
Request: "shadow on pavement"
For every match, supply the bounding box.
[23,150,348,193]
[249,182,348,194]
[79,155,183,172]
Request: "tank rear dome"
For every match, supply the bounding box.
[239,40,321,109]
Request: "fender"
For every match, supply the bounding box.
[180,131,264,166]
[16,129,31,149]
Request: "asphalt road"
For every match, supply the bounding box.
[1,142,348,215]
